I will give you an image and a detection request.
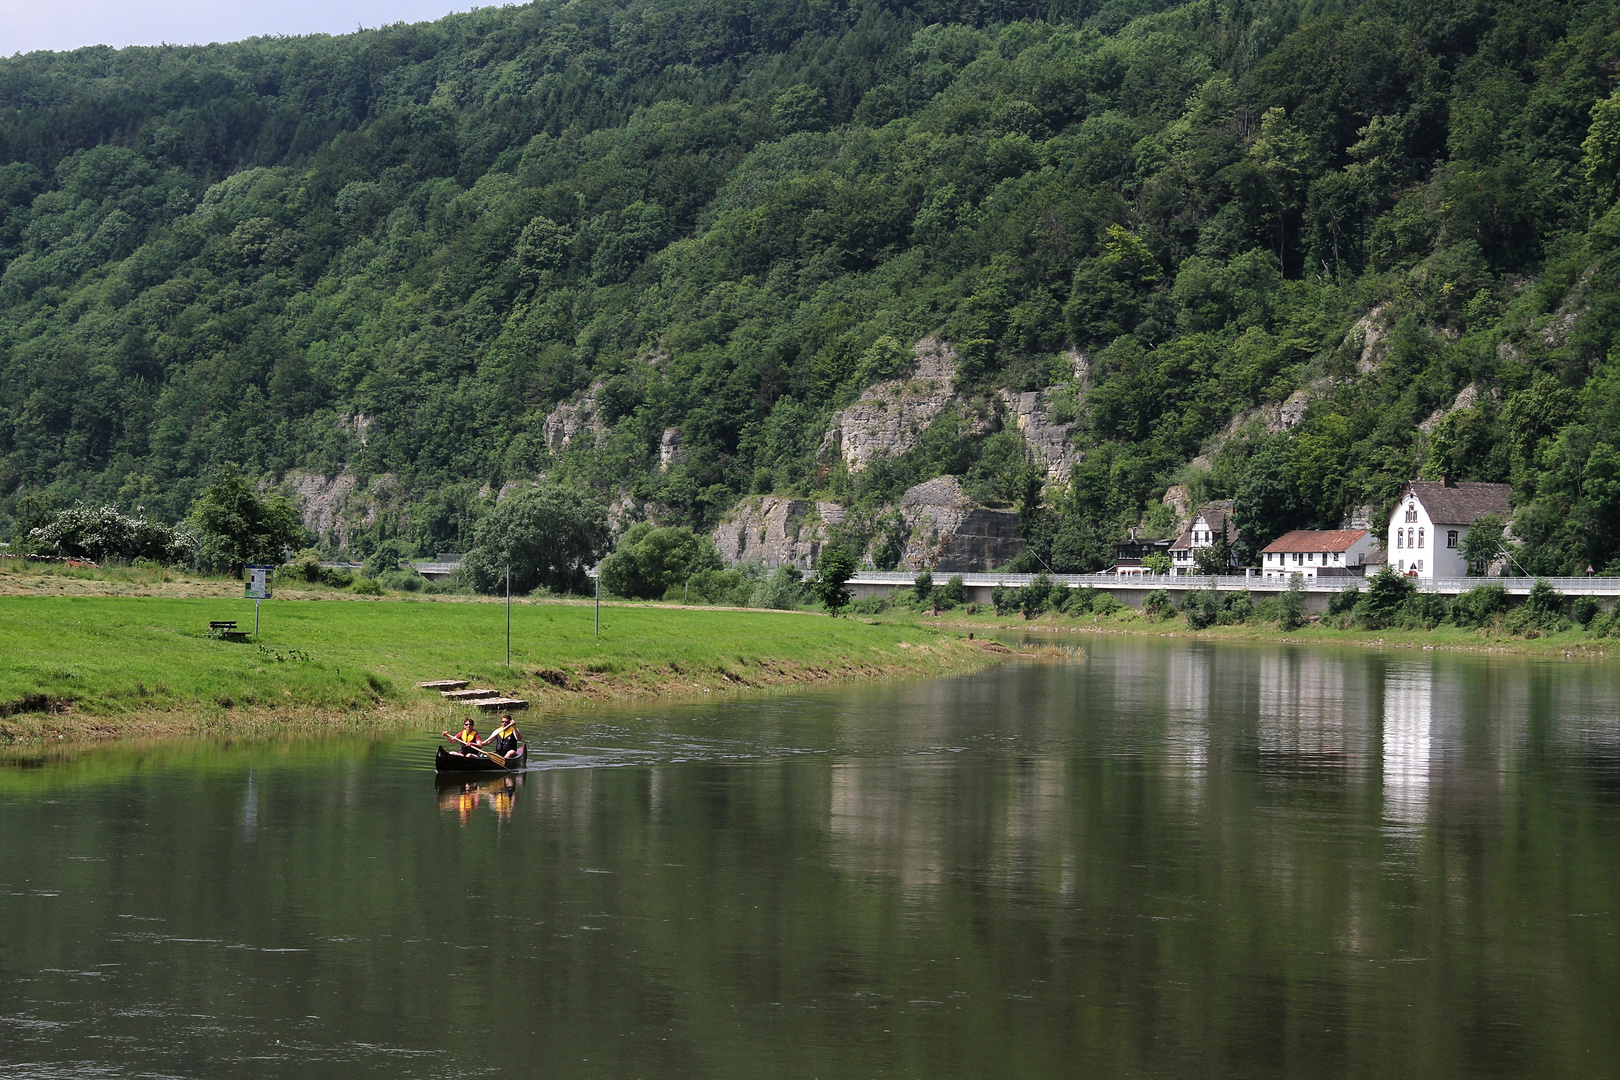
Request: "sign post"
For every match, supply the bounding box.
[245,565,274,640]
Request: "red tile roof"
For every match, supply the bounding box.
[1261,529,1369,553]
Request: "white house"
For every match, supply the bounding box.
[1260,529,1378,580]
[1168,500,1240,575]
[1386,479,1512,579]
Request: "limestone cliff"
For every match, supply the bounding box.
[819,338,960,472]
[713,478,1023,574]
[284,471,405,548]
[895,476,1024,571]
[712,496,832,570]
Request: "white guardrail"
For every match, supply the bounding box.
[843,571,1620,595]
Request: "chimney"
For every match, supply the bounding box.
[1442,475,1457,487]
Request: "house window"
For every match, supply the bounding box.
[1417,559,1424,571]
[1447,530,1458,549]
[1398,560,1405,571]
[1408,527,1415,548]
[1418,528,1424,549]
[1334,552,1341,563]
[1406,505,1417,522]
[1397,531,1404,549]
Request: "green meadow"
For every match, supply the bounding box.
[0,595,986,742]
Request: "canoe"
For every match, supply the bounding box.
[434,744,527,772]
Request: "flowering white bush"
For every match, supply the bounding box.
[28,503,196,565]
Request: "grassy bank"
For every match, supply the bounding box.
[868,603,1620,659]
[0,594,997,744]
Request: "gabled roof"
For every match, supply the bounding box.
[1398,480,1511,525]
[1168,500,1237,551]
[1262,529,1369,554]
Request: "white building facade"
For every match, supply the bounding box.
[1386,479,1512,579]
[1260,529,1378,580]
[1169,500,1240,576]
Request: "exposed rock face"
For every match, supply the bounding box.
[997,388,1078,481]
[1418,383,1493,434]
[659,427,683,471]
[1161,484,1193,533]
[820,338,958,472]
[712,496,830,570]
[1349,305,1391,374]
[284,471,404,548]
[897,476,1024,572]
[543,385,605,452]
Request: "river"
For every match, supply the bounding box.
[2,638,1618,1078]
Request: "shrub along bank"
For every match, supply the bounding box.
[861,569,1620,654]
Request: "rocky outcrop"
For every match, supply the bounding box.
[820,338,959,472]
[997,388,1078,481]
[1418,383,1495,434]
[284,471,404,548]
[713,497,831,570]
[543,385,605,452]
[713,481,1021,573]
[1348,305,1391,374]
[659,427,682,471]
[897,476,1023,572]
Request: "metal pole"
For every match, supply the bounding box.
[595,574,600,636]
[254,599,260,640]
[505,564,511,667]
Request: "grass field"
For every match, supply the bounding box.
[0,594,994,743]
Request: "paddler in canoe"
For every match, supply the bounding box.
[486,713,523,761]
[441,717,483,757]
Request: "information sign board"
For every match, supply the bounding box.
[245,565,274,600]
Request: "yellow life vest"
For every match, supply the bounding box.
[456,728,480,744]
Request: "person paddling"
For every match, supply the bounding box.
[487,713,522,760]
[442,717,482,756]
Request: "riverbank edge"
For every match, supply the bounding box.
[0,632,1011,747]
[875,608,1620,660]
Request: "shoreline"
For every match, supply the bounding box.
[879,609,1620,661]
[0,592,1008,747]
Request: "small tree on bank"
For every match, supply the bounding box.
[187,464,306,577]
[463,483,608,595]
[1462,512,1507,574]
[811,548,856,616]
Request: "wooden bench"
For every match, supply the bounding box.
[208,620,250,642]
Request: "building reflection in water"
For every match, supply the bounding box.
[436,772,524,824]
[1164,647,1212,783]
[1381,665,1432,828]
[1257,651,1356,764]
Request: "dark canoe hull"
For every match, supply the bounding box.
[435,745,526,772]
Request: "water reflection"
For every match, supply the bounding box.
[3,640,1619,1080]
[435,772,523,823]
[1382,666,1433,827]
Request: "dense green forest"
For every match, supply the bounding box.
[1,0,1618,574]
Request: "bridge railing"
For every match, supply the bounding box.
[844,570,1620,595]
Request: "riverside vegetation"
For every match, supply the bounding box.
[1,0,1620,581]
[856,568,1620,656]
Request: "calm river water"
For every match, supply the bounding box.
[2,637,1619,1079]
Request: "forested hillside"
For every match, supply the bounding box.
[2,0,1618,574]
